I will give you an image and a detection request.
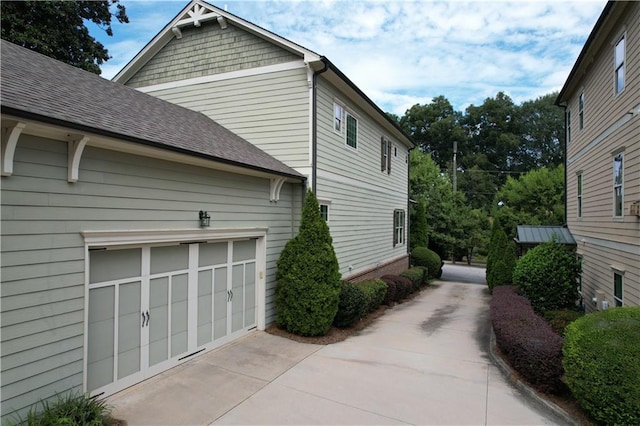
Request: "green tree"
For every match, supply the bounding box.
[493,165,565,238]
[409,199,428,250]
[1,1,129,74]
[275,190,341,336]
[400,96,466,170]
[518,92,564,169]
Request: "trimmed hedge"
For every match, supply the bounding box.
[381,275,412,302]
[490,286,564,393]
[356,279,387,313]
[380,278,397,305]
[543,309,583,336]
[512,240,580,314]
[401,266,428,291]
[333,281,367,328]
[412,247,442,279]
[563,307,640,425]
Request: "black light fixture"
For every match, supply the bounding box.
[199,210,211,227]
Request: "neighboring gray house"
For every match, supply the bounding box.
[114,0,415,282]
[0,40,305,421]
[556,1,640,311]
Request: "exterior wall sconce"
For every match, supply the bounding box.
[199,210,211,227]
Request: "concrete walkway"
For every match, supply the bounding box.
[109,267,568,425]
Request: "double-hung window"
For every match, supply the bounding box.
[346,113,358,149]
[613,153,624,217]
[578,92,584,130]
[577,173,583,218]
[381,137,391,173]
[614,272,623,307]
[319,204,329,222]
[393,210,405,246]
[334,103,344,133]
[615,35,625,94]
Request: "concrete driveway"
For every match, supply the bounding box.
[109,265,568,425]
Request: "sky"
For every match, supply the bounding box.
[94,0,608,116]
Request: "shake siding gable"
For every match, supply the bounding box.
[0,134,301,421]
[140,66,311,170]
[127,22,302,88]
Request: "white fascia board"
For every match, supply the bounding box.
[113,0,321,84]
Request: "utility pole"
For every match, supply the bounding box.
[452,140,457,193]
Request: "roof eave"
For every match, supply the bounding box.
[555,1,616,106]
[1,106,305,182]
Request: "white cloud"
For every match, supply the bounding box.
[97,0,607,113]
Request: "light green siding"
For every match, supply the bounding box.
[315,78,410,275]
[141,66,311,169]
[126,22,302,88]
[0,134,301,422]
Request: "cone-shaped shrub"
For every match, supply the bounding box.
[276,190,341,336]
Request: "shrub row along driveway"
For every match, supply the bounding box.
[109,264,566,425]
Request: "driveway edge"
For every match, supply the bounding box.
[488,329,580,426]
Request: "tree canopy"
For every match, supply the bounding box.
[1,0,129,74]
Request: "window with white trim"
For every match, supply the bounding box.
[577,173,583,218]
[613,152,623,217]
[578,92,584,130]
[615,35,625,94]
[319,204,329,222]
[566,110,572,144]
[334,103,344,133]
[393,209,405,247]
[381,137,391,173]
[614,272,623,307]
[346,113,358,149]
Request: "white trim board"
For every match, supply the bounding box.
[135,61,307,94]
[572,233,640,255]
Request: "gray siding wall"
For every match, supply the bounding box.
[141,66,311,170]
[0,134,301,421]
[565,2,640,308]
[315,78,410,275]
[126,22,301,88]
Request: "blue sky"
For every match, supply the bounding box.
[94,0,607,115]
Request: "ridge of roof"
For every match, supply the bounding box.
[0,40,304,180]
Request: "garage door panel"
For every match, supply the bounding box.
[199,242,227,266]
[118,281,141,380]
[90,248,141,283]
[197,269,213,347]
[87,286,115,392]
[170,274,189,358]
[245,262,256,326]
[233,240,256,262]
[214,267,228,340]
[150,245,188,274]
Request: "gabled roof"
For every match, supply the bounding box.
[0,40,304,180]
[113,0,413,148]
[515,226,576,246]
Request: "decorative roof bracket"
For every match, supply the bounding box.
[1,121,26,176]
[270,177,286,202]
[68,134,89,183]
[173,3,227,37]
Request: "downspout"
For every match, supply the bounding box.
[311,59,329,194]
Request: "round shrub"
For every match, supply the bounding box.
[401,267,427,291]
[512,241,579,314]
[356,279,387,312]
[276,190,341,336]
[381,278,397,305]
[563,307,640,425]
[333,281,367,328]
[412,247,442,279]
[381,275,412,301]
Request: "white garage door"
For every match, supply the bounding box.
[86,239,257,396]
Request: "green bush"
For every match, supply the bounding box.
[410,200,428,250]
[512,240,579,314]
[333,281,367,328]
[563,307,640,425]
[276,190,341,336]
[8,392,113,426]
[486,224,516,290]
[401,266,428,291]
[411,247,441,279]
[487,258,511,291]
[356,279,387,313]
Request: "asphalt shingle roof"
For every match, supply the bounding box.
[0,40,304,180]
[515,226,576,245]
